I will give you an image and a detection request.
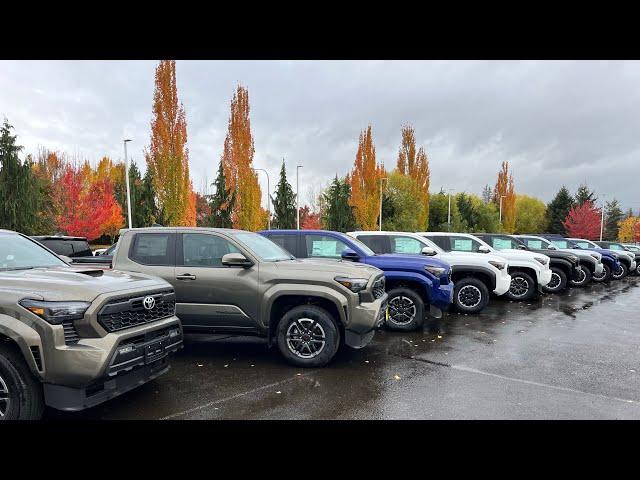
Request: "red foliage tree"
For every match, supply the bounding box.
[562,201,602,240]
[299,205,321,230]
[56,167,117,241]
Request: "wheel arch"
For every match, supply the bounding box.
[0,315,43,378]
[451,266,496,291]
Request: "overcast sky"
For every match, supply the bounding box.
[1,60,638,213]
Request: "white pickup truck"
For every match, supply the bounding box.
[347,231,511,314]
[417,232,552,301]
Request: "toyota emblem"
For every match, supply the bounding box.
[143,296,156,310]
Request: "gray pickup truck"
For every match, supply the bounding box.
[106,227,388,367]
[0,229,183,420]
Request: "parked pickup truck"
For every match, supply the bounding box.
[347,231,511,314]
[259,229,453,332]
[475,233,581,294]
[98,227,387,367]
[595,241,640,276]
[569,238,635,280]
[0,229,183,420]
[514,234,604,287]
[418,232,552,301]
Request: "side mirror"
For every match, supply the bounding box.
[518,244,527,250]
[59,255,72,264]
[478,245,491,254]
[421,247,437,256]
[341,248,360,261]
[221,252,253,268]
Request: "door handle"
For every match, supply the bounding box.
[176,273,197,280]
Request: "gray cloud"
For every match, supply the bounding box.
[1,60,639,213]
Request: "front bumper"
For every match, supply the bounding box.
[42,316,183,411]
[345,293,388,349]
[630,260,637,272]
[493,270,512,296]
[429,281,454,317]
[594,262,604,276]
[538,267,553,287]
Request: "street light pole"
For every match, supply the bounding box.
[447,189,454,231]
[379,177,388,231]
[123,139,132,229]
[252,168,271,230]
[296,165,303,229]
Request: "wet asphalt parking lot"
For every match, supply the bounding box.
[46,276,640,420]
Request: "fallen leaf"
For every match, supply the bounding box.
[276,391,282,394]
[197,363,203,367]
[365,360,369,363]
[394,375,401,380]
[437,335,443,339]
[224,364,229,368]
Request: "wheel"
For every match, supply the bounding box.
[542,267,567,293]
[570,265,591,287]
[636,263,640,275]
[592,263,611,283]
[453,277,489,314]
[611,262,628,280]
[386,287,425,331]
[0,343,44,420]
[276,305,339,368]
[505,271,536,301]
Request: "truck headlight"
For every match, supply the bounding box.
[19,299,91,325]
[488,260,506,270]
[334,276,369,293]
[424,265,447,277]
[567,255,578,263]
[534,257,548,266]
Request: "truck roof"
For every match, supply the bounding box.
[119,227,247,235]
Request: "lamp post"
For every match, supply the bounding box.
[379,177,388,231]
[296,165,303,229]
[252,167,271,230]
[447,189,454,231]
[499,195,506,223]
[123,139,132,229]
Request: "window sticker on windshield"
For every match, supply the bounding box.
[609,244,622,250]
[552,241,567,248]
[528,240,543,249]
[394,238,422,254]
[493,238,512,250]
[453,239,473,251]
[312,240,341,257]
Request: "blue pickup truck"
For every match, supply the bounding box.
[259,230,454,331]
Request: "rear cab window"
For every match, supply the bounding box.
[130,233,176,265]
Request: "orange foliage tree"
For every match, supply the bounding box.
[493,161,516,233]
[348,125,385,230]
[300,205,321,229]
[396,124,430,230]
[145,60,191,226]
[221,85,265,230]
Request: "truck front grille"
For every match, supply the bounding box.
[98,290,176,333]
[372,276,386,299]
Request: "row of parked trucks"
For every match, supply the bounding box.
[1,227,637,419]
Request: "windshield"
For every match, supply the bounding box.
[232,232,294,262]
[0,234,68,270]
[551,239,577,249]
[347,236,376,256]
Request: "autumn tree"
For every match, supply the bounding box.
[562,201,601,240]
[221,85,264,230]
[604,198,624,241]
[322,176,357,232]
[618,216,640,242]
[395,124,430,229]
[492,161,516,233]
[381,171,426,231]
[515,195,547,234]
[195,192,212,227]
[348,126,385,230]
[271,160,296,229]
[299,205,321,229]
[209,161,235,228]
[145,60,191,226]
[546,186,574,234]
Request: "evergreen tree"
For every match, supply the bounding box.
[125,161,157,228]
[321,176,357,232]
[546,186,575,234]
[574,183,597,206]
[0,120,48,235]
[481,184,492,204]
[271,160,296,229]
[208,161,235,228]
[604,198,624,241]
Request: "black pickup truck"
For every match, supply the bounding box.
[475,233,581,294]
[30,236,113,267]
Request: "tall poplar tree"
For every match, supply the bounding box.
[221,85,264,230]
[396,124,430,230]
[145,60,192,226]
[492,161,516,233]
[271,160,296,229]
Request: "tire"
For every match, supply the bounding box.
[453,277,489,314]
[611,262,628,280]
[636,264,640,276]
[276,305,340,368]
[0,343,44,420]
[505,271,536,301]
[386,287,425,331]
[592,263,611,283]
[570,265,591,287]
[542,267,567,294]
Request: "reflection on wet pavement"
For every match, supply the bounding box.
[46,277,640,420]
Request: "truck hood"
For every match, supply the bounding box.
[438,251,507,267]
[0,265,171,302]
[274,258,382,278]
[561,249,601,261]
[365,253,450,271]
[491,249,550,264]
